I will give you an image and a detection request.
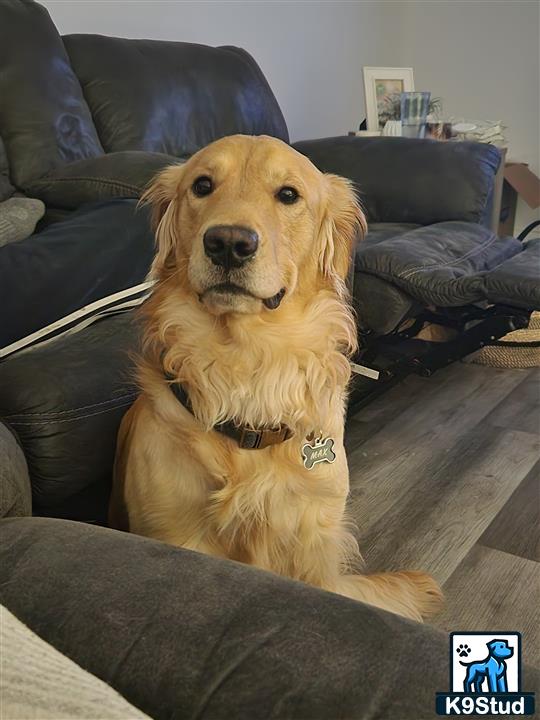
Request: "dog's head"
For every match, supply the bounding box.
[488,640,514,660]
[143,134,366,315]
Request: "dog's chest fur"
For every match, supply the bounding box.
[154,290,354,433]
[140,394,349,571]
[132,288,354,563]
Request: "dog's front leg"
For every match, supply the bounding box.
[497,673,507,693]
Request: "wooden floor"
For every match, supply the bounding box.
[345,363,540,666]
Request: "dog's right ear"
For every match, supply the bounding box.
[317,174,366,290]
[140,164,185,276]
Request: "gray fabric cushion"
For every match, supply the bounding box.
[0,423,31,518]
[0,197,45,246]
[2,518,538,719]
[5,517,533,720]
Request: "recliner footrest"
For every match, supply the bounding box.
[482,238,540,309]
[354,222,538,334]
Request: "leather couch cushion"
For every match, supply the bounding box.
[484,238,540,309]
[63,36,289,157]
[0,199,154,357]
[356,222,522,308]
[353,224,421,334]
[355,223,420,263]
[0,0,103,189]
[0,314,139,523]
[354,273,418,335]
[352,222,535,335]
[27,151,179,209]
[293,136,501,227]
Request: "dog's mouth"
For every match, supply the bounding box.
[208,282,254,298]
[203,283,286,310]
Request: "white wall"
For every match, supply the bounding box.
[41,0,392,142]
[43,0,539,233]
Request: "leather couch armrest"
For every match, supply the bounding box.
[0,313,139,523]
[292,136,501,227]
[26,151,181,210]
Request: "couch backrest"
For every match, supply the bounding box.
[0,0,288,192]
[293,136,502,228]
[0,0,103,189]
[63,35,289,158]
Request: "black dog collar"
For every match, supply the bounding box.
[165,373,293,450]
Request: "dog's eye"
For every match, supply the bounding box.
[276,186,299,204]
[192,176,213,197]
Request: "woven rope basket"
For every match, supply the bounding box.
[468,311,540,368]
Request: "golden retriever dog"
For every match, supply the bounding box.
[109,134,442,622]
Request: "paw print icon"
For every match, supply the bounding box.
[456,643,471,658]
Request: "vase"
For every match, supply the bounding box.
[382,120,402,137]
[400,92,431,138]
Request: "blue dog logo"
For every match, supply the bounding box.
[459,639,513,693]
[436,632,536,715]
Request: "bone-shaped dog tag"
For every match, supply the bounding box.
[302,437,336,470]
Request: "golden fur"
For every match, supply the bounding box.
[110,134,442,622]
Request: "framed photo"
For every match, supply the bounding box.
[363,67,415,131]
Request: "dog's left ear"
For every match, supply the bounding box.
[318,174,366,284]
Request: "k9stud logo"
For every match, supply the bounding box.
[436,632,535,715]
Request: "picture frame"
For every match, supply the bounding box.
[363,67,415,132]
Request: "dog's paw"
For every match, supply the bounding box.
[457,643,471,658]
[337,571,443,623]
[399,570,444,620]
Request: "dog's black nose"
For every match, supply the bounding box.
[203,226,259,269]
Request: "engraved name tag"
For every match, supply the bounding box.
[301,437,336,470]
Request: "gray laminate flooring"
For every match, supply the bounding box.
[345,364,540,666]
